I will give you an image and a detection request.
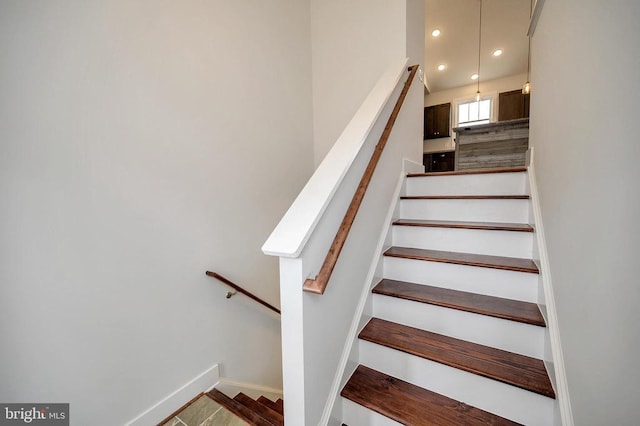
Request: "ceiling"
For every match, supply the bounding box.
[424,0,530,93]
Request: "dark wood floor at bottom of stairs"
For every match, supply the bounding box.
[233,392,283,425]
[341,365,521,425]
[206,389,283,426]
[257,396,283,415]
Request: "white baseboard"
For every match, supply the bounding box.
[125,364,220,426]
[527,148,574,426]
[215,378,283,402]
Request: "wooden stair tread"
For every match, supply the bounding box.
[205,389,279,426]
[407,167,527,177]
[257,396,283,415]
[234,393,284,426]
[359,318,556,398]
[401,194,529,200]
[384,246,539,274]
[341,365,521,425]
[393,219,533,232]
[275,399,283,413]
[373,279,545,326]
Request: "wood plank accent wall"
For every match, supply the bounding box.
[454,118,529,170]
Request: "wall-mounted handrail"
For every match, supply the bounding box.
[206,271,281,315]
[303,65,419,295]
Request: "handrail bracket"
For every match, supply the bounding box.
[206,271,281,315]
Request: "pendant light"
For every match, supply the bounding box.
[522,0,532,94]
[475,0,483,102]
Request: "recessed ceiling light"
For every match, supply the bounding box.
[432,29,441,37]
[493,49,504,57]
[471,74,479,80]
[437,64,446,71]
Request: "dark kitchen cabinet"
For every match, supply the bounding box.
[423,151,455,172]
[424,103,451,139]
[498,90,530,121]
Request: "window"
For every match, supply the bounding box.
[457,98,491,126]
[453,93,497,128]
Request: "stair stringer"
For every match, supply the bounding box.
[527,149,574,426]
[324,159,424,426]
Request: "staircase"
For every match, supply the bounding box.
[339,167,556,425]
[205,389,284,426]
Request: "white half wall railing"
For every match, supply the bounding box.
[262,58,423,425]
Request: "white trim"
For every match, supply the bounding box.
[527,148,574,426]
[215,378,283,402]
[319,161,419,425]
[527,0,546,37]
[421,67,432,94]
[125,364,220,426]
[262,58,410,258]
[451,91,498,129]
[402,158,426,175]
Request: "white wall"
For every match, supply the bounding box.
[424,72,527,107]
[530,1,640,424]
[0,1,313,425]
[406,0,425,71]
[310,0,407,166]
[405,0,426,155]
[423,72,527,153]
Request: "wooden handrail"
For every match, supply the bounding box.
[206,271,281,314]
[303,65,420,295]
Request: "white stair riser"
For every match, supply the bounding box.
[406,172,527,196]
[359,341,554,426]
[372,295,545,358]
[383,257,538,302]
[400,199,530,223]
[341,398,402,426]
[392,226,533,258]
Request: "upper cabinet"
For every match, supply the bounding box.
[498,90,530,121]
[424,103,451,140]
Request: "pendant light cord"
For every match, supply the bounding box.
[527,0,532,81]
[477,0,483,96]
[527,34,531,81]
